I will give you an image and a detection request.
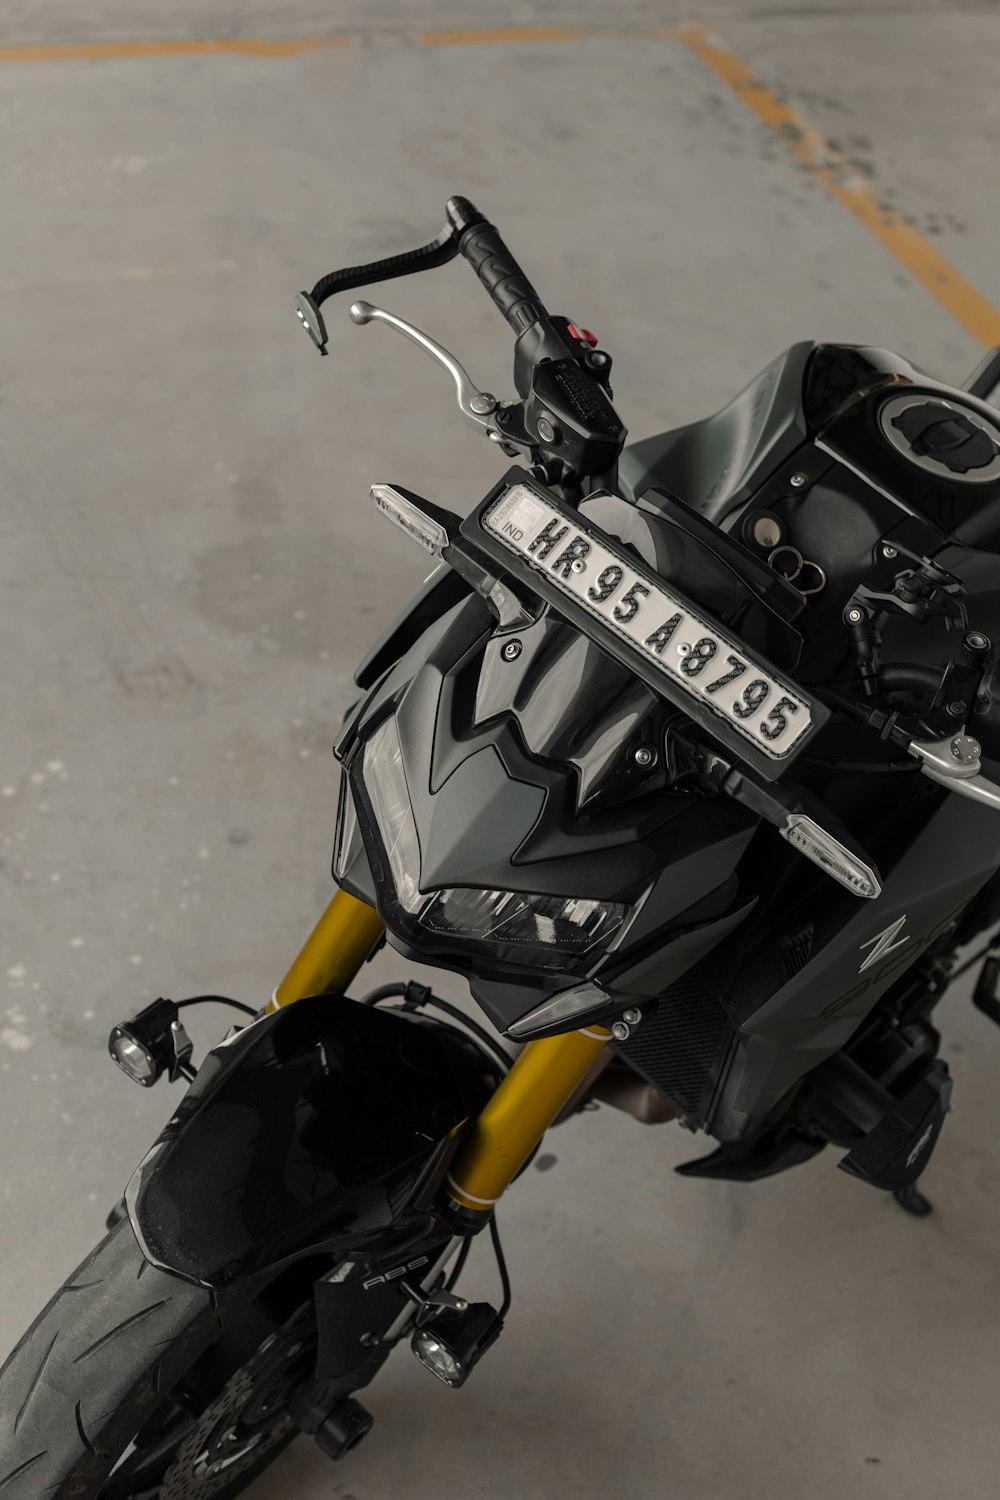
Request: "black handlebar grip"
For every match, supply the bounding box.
[446,196,547,336]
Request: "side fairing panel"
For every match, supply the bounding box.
[353,564,471,690]
[711,791,1000,1138]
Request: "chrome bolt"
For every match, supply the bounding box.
[537,415,558,443]
[950,736,978,761]
[882,544,898,559]
[570,558,587,574]
[790,472,808,488]
[611,1020,631,1042]
[969,737,982,755]
[847,607,864,624]
[966,631,991,651]
[587,350,609,368]
[501,639,523,662]
[633,745,656,768]
[469,392,498,415]
[947,700,967,717]
[621,1008,643,1026]
[752,516,782,548]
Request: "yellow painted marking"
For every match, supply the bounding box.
[675,21,1000,349]
[0,20,993,349]
[0,35,353,62]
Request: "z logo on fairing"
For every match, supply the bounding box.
[858,915,910,974]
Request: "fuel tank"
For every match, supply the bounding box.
[622,342,1000,722]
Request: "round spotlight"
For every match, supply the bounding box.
[409,1302,503,1389]
[411,1328,466,1387]
[107,998,193,1088]
[109,1029,160,1086]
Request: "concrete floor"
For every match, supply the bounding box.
[3,4,1000,1496]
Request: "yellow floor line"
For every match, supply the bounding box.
[0,26,666,62]
[0,19,996,349]
[0,35,352,61]
[675,21,1000,349]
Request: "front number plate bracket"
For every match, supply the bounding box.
[462,472,828,781]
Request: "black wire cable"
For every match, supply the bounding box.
[444,1236,472,1292]
[360,983,512,1073]
[489,1215,512,1321]
[418,993,513,1074]
[360,983,408,1005]
[175,994,257,1017]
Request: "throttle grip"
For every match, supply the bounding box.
[446,196,547,336]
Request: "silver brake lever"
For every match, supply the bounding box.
[349,299,528,450]
[908,730,1000,810]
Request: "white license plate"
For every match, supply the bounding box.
[483,484,813,760]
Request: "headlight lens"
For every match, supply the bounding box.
[363,715,628,967]
[420,886,626,968]
[333,773,362,883]
[363,717,424,912]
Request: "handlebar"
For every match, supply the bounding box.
[445,197,548,336]
[298,194,628,485]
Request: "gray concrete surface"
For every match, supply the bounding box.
[3,5,1000,1497]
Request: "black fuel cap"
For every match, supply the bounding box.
[891,401,1000,473]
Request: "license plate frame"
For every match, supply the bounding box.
[463,471,827,780]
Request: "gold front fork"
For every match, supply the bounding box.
[443,1023,611,1215]
[271,889,610,1220]
[268,887,385,1011]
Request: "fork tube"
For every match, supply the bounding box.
[269,888,385,1010]
[444,1025,612,1217]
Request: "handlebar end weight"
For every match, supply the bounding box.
[296,291,329,356]
[445,196,487,236]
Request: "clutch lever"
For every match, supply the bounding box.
[349,300,530,453]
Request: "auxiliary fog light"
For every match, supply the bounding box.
[108,998,193,1087]
[410,1302,504,1389]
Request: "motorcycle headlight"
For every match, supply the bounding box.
[362,716,628,968]
[419,886,626,969]
[362,716,424,912]
[333,773,362,883]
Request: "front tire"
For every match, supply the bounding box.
[0,1218,306,1499]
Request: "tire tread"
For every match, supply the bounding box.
[0,1219,220,1498]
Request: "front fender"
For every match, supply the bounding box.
[125,995,493,1290]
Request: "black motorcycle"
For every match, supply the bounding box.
[5,196,1000,1498]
